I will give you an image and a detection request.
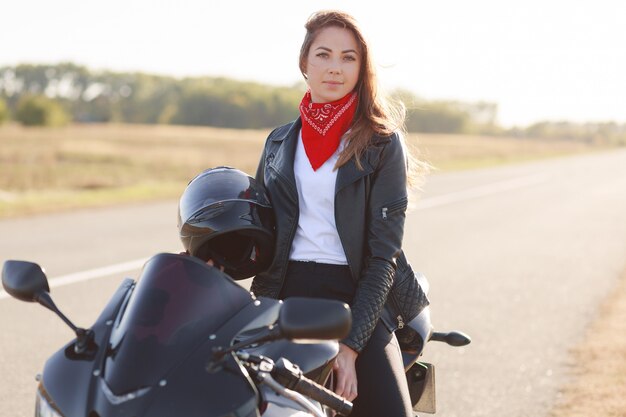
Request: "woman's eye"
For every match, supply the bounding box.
[316,52,329,58]
[343,55,356,62]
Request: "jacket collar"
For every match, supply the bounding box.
[335,151,374,193]
[269,117,376,194]
[267,118,301,189]
[270,118,301,143]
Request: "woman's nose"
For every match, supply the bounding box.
[328,66,342,75]
[327,57,343,74]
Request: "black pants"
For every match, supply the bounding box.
[280,261,413,417]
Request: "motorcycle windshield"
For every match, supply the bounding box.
[104,253,253,395]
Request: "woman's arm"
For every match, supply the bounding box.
[343,133,409,353]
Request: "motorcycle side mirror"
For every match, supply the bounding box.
[211,298,352,362]
[277,297,352,341]
[2,260,96,355]
[2,260,50,302]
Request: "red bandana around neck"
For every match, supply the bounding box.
[299,90,358,171]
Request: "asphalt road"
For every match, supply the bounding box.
[1,148,626,417]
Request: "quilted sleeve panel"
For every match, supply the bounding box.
[342,257,395,352]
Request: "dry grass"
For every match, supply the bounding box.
[0,123,269,217]
[0,123,269,189]
[549,268,626,417]
[408,133,601,171]
[0,123,609,217]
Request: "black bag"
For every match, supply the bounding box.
[382,250,430,351]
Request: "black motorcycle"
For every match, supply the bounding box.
[2,252,470,416]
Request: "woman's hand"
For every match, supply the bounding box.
[206,258,224,272]
[333,343,358,401]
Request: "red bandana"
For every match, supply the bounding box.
[299,90,358,171]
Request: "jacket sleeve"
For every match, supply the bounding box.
[255,126,282,186]
[343,133,409,352]
[251,131,278,298]
[255,146,266,184]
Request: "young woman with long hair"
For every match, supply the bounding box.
[251,10,426,416]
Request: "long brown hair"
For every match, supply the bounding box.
[299,10,427,185]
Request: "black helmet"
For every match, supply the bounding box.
[177,166,275,280]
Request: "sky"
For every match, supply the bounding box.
[1,0,624,127]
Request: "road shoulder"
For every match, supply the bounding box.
[549,267,626,417]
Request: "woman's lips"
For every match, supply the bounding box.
[324,81,343,89]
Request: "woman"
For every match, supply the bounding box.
[251,10,424,417]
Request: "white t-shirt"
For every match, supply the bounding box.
[289,129,348,265]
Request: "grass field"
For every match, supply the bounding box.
[0,123,610,218]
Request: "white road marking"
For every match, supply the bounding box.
[0,258,148,300]
[1,173,549,300]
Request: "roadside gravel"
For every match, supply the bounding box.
[549,267,626,417]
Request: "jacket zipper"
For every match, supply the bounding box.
[397,314,405,329]
[381,196,408,220]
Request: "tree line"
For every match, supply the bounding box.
[0,63,624,144]
[0,63,302,129]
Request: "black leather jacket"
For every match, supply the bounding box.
[251,118,409,353]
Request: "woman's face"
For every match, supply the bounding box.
[305,26,361,103]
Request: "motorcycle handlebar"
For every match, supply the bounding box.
[290,372,352,416]
[273,357,353,416]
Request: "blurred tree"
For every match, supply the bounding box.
[518,120,626,145]
[393,89,500,134]
[4,63,623,144]
[172,78,299,128]
[0,98,8,124]
[406,101,470,133]
[15,95,70,126]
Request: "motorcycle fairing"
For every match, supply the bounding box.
[91,342,260,417]
[38,254,344,417]
[105,253,253,394]
[41,254,263,417]
[40,278,134,417]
